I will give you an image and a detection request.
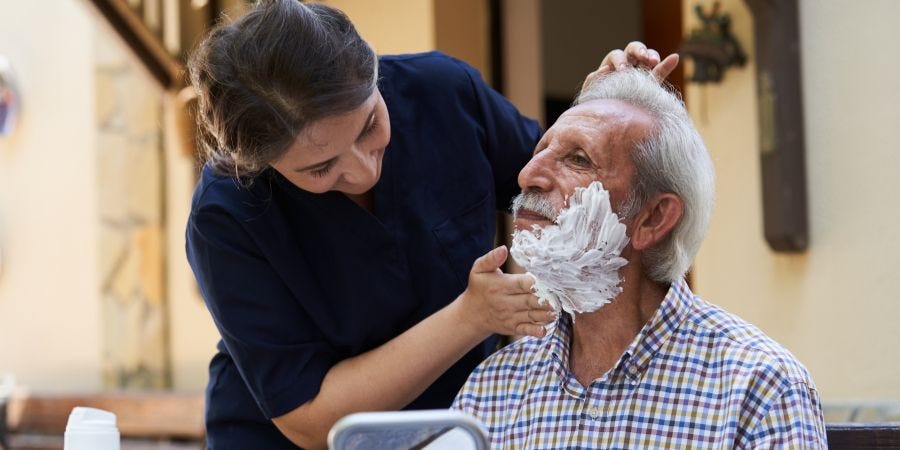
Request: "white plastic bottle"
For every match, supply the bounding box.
[64,407,121,450]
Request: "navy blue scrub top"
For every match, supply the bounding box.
[186,52,541,449]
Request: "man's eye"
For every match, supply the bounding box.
[568,153,593,167]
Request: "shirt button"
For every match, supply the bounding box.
[587,407,601,419]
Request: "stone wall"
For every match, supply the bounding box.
[95,28,169,389]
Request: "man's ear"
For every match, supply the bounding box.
[630,193,683,251]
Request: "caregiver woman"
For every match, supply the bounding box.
[186,1,675,448]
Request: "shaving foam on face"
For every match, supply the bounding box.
[510,181,629,315]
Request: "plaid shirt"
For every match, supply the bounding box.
[453,280,827,449]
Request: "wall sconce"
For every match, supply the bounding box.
[680,1,747,83]
[0,55,21,137]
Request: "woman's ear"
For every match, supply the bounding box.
[629,193,683,251]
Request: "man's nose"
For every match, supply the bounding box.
[517,151,555,193]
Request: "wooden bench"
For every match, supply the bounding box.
[1,392,204,450]
[826,422,900,449]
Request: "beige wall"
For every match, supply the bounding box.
[687,0,900,401]
[435,0,491,80]
[501,0,543,122]
[0,0,102,390]
[316,0,435,54]
[316,0,495,81]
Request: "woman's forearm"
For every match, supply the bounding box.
[272,297,487,449]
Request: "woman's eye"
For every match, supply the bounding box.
[358,117,379,140]
[310,161,335,178]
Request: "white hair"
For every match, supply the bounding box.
[576,69,715,283]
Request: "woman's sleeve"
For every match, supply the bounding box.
[186,205,339,419]
[453,59,543,210]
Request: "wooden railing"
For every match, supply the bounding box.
[85,0,249,90]
[88,0,181,88]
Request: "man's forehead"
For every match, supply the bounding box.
[560,98,651,125]
[547,99,653,148]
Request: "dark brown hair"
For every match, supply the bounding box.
[188,0,377,178]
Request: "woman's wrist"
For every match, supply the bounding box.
[447,291,492,341]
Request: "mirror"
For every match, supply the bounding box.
[327,409,489,450]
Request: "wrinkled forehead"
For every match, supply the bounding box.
[557,99,653,133]
[549,99,654,156]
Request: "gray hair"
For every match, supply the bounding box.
[576,69,715,283]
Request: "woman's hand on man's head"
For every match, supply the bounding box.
[582,41,680,94]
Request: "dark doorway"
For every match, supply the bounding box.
[539,0,684,127]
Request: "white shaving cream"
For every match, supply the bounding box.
[510,181,629,315]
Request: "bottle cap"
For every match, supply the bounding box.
[64,407,120,450]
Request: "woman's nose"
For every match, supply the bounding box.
[343,145,378,184]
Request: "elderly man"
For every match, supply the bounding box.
[452,69,827,448]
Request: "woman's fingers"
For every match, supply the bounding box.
[513,273,535,294]
[603,49,629,70]
[509,292,557,325]
[652,54,680,81]
[646,49,661,67]
[470,245,508,274]
[517,293,551,312]
[524,306,557,325]
[516,322,547,338]
[584,42,681,92]
[624,41,648,65]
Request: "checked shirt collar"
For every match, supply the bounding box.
[545,278,694,394]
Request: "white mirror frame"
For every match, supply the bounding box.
[328,409,489,450]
